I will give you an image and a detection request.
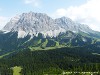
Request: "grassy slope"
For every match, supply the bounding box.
[13,66,22,75]
[34,39,42,46]
[29,46,69,51]
[0,51,15,59]
[41,39,48,47]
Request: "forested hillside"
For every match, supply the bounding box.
[0,46,100,75]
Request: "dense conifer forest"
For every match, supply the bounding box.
[0,46,100,75]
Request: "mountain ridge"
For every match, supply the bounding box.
[0,12,100,75]
[3,11,98,38]
[0,11,99,54]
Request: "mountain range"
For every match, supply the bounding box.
[0,11,100,74]
[3,11,99,38]
[0,11,100,56]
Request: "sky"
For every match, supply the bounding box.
[0,0,100,32]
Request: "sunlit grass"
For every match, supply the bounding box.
[0,51,14,59]
[13,66,22,75]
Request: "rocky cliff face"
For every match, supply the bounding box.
[3,12,94,38]
[55,17,93,33]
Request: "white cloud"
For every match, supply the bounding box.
[52,8,67,18]
[24,0,40,7]
[55,8,67,17]
[53,0,100,32]
[0,16,9,30]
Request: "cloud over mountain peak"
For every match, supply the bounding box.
[53,0,100,31]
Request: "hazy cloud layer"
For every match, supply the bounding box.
[53,0,100,31]
[0,16,9,29]
[24,0,40,7]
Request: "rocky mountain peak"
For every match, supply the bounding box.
[3,12,65,38]
[3,12,93,38]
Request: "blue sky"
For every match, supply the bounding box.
[0,0,87,16]
[0,0,100,31]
